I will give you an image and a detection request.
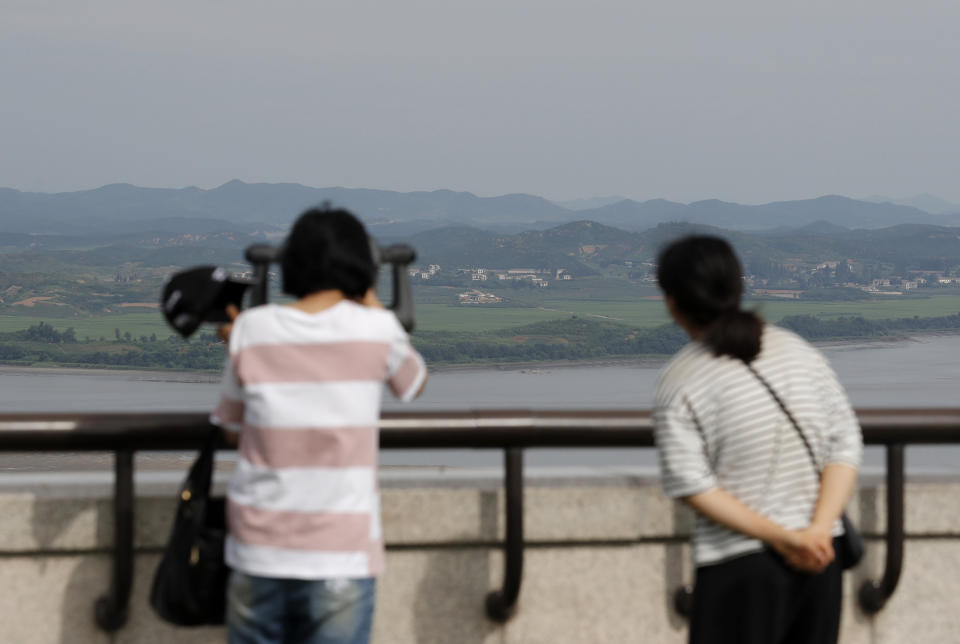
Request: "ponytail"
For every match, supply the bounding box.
[702,309,763,363]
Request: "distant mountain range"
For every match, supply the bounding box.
[582,195,950,231]
[4,212,960,278]
[864,194,960,215]
[2,181,959,238]
[554,195,630,211]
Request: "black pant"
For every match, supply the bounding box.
[689,539,842,644]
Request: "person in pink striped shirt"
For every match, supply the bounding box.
[211,206,427,644]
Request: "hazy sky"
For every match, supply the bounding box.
[2,0,958,203]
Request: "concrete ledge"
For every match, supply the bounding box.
[0,474,959,642]
[1,476,958,552]
[3,542,959,643]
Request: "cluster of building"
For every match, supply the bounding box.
[747,258,960,297]
[457,289,503,304]
[485,268,551,287]
[408,265,573,288]
[413,264,442,280]
[406,264,577,305]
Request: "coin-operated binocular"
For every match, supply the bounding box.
[161,241,417,337]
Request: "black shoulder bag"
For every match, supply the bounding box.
[746,364,864,570]
[150,428,229,625]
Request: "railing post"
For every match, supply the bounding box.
[486,447,524,621]
[859,443,905,613]
[95,449,135,631]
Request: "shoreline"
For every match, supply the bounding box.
[427,356,671,373]
[0,364,221,382]
[1,331,957,378]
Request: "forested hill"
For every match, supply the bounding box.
[410,220,960,273]
[2,182,958,237]
[572,195,949,231]
[4,218,960,279]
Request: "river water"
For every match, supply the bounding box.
[1,334,959,474]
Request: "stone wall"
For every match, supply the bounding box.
[1,472,958,643]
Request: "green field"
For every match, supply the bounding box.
[413,300,670,332]
[415,293,960,333]
[0,313,177,340]
[748,295,960,323]
[5,293,960,339]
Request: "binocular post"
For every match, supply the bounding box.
[377,244,417,333]
[244,244,280,307]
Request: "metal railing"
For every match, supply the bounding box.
[1,408,959,631]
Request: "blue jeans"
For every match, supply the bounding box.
[227,571,376,644]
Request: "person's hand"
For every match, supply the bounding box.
[804,521,837,564]
[361,289,384,309]
[216,304,240,343]
[772,526,834,573]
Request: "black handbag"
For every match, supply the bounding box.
[746,364,864,570]
[150,429,229,625]
[838,513,865,568]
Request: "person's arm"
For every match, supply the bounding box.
[211,307,245,445]
[684,488,834,572]
[785,463,858,567]
[210,365,244,444]
[380,291,428,401]
[811,350,862,537]
[386,338,428,402]
[810,463,859,530]
[216,303,240,343]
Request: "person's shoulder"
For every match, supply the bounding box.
[238,303,280,319]
[656,341,708,399]
[336,301,406,335]
[225,304,286,350]
[758,324,835,371]
[235,303,285,328]
[336,300,395,321]
[660,341,708,379]
[763,323,804,343]
[762,324,820,356]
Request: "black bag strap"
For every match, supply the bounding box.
[181,428,219,527]
[745,363,820,476]
[195,428,219,493]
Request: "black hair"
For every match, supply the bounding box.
[281,204,376,299]
[656,235,763,363]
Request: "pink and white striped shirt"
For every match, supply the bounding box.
[210,301,427,580]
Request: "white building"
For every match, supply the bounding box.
[458,289,502,304]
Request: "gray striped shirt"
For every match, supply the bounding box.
[654,325,862,566]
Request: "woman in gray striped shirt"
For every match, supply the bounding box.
[653,236,862,644]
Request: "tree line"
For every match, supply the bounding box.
[4,313,960,370]
[0,324,225,370]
